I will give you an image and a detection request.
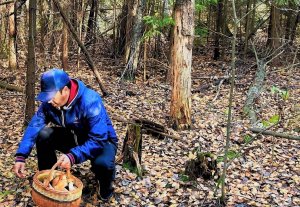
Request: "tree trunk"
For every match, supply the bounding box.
[206,5,212,45]
[7,1,17,70]
[61,1,69,70]
[243,0,252,59]
[290,7,300,44]
[267,3,280,49]
[170,0,194,130]
[0,6,8,57]
[85,0,96,46]
[124,0,146,81]
[112,0,117,58]
[76,0,86,70]
[117,2,128,56]
[25,0,36,126]
[220,0,228,59]
[39,0,47,54]
[213,0,223,60]
[48,0,58,57]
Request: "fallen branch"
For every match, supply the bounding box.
[0,0,14,6]
[192,75,243,80]
[250,127,300,141]
[0,80,23,92]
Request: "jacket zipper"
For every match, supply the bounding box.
[72,130,79,146]
[61,109,79,146]
[61,110,65,127]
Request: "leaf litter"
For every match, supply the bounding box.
[0,55,299,206]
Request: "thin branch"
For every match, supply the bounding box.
[237,1,263,24]
[220,0,238,202]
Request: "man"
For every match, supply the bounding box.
[13,68,118,201]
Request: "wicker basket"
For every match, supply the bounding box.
[31,163,83,207]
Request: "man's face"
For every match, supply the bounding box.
[48,86,70,108]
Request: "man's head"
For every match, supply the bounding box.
[37,69,70,108]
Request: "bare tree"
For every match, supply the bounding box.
[25,0,36,125]
[61,1,69,70]
[7,1,17,70]
[170,0,194,130]
[123,0,146,81]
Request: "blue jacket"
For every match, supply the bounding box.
[16,80,118,163]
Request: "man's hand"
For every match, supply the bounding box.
[57,154,71,169]
[14,162,26,178]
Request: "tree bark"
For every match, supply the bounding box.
[170,0,194,130]
[290,7,300,44]
[7,1,17,70]
[117,2,128,55]
[267,3,280,49]
[123,0,146,81]
[61,1,69,70]
[122,124,143,176]
[0,5,7,56]
[243,0,252,59]
[85,0,96,45]
[243,60,266,124]
[39,0,48,54]
[213,0,223,60]
[25,0,36,126]
[48,0,58,57]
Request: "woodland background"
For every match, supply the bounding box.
[0,0,299,206]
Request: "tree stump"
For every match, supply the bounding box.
[122,124,143,176]
[185,152,218,180]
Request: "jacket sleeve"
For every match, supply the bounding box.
[70,99,109,163]
[15,104,48,158]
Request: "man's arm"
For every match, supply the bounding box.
[68,100,109,164]
[14,104,48,177]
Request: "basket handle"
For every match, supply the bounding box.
[43,162,72,187]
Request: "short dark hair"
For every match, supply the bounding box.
[59,81,71,93]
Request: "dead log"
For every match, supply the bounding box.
[52,0,108,96]
[250,127,300,141]
[122,124,143,176]
[110,114,180,140]
[0,80,23,92]
[134,118,165,138]
[243,60,266,124]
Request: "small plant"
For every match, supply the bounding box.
[271,86,289,101]
[143,15,175,40]
[261,114,280,128]
[123,162,140,175]
[179,174,190,182]
[217,150,240,163]
[243,134,252,144]
[195,0,218,12]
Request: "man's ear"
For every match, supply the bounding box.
[63,86,69,93]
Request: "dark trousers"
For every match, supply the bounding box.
[36,127,117,197]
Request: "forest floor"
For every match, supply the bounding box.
[0,51,299,207]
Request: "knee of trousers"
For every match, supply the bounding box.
[93,157,115,171]
[36,127,53,144]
